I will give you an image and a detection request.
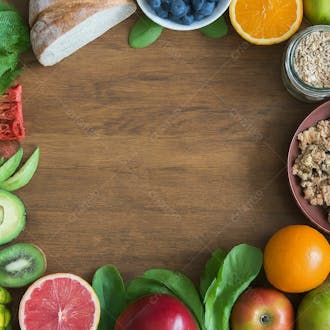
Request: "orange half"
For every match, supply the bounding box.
[229,0,303,45]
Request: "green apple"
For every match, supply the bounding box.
[297,281,330,330]
[304,0,330,25]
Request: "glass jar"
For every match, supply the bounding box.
[282,25,330,103]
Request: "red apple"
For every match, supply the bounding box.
[230,288,294,330]
[115,293,199,330]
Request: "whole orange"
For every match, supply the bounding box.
[264,225,330,293]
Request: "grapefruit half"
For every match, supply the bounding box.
[19,273,100,330]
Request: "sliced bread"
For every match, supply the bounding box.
[30,0,137,66]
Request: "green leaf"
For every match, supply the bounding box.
[0,67,21,95]
[127,277,174,302]
[92,265,127,330]
[129,16,163,49]
[205,244,263,330]
[199,16,228,39]
[0,11,30,54]
[0,53,19,77]
[200,249,227,299]
[0,5,29,95]
[142,269,205,330]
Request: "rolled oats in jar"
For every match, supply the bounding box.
[282,25,330,102]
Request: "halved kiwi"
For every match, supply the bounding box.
[0,189,26,245]
[0,243,47,288]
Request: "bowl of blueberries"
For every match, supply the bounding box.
[137,0,231,30]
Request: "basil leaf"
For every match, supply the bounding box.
[199,16,228,39]
[200,249,226,299]
[0,67,21,95]
[127,277,173,302]
[0,11,30,54]
[142,269,205,330]
[92,265,127,330]
[129,16,163,49]
[205,244,263,330]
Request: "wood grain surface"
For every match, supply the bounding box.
[6,1,329,328]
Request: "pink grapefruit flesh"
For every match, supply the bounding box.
[19,273,100,330]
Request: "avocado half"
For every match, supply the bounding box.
[0,189,26,245]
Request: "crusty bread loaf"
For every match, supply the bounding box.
[29,0,137,66]
[29,0,56,26]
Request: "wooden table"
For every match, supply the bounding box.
[7,1,329,328]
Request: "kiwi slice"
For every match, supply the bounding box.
[0,243,47,288]
[0,189,26,245]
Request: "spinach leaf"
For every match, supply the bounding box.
[199,16,228,39]
[142,269,205,330]
[92,265,127,330]
[127,277,173,302]
[200,249,226,299]
[205,244,263,330]
[129,16,163,49]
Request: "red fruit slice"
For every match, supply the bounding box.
[0,85,25,141]
[19,273,101,330]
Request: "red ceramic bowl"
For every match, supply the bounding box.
[288,101,330,234]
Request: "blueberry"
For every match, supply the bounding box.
[148,0,161,8]
[155,6,169,18]
[194,13,204,21]
[198,1,215,16]
[161,0,171,7]
[169,13,182,23]
[181,14,194,25]
[161,1,171,11]
[170,0,188,18]
[192,0,204,11]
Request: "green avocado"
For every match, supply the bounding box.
[0,148,40,192]
[0,189,25,245]
[0,148,23,183]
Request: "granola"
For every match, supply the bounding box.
[292,120,330,221]
[294,31,330,89]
